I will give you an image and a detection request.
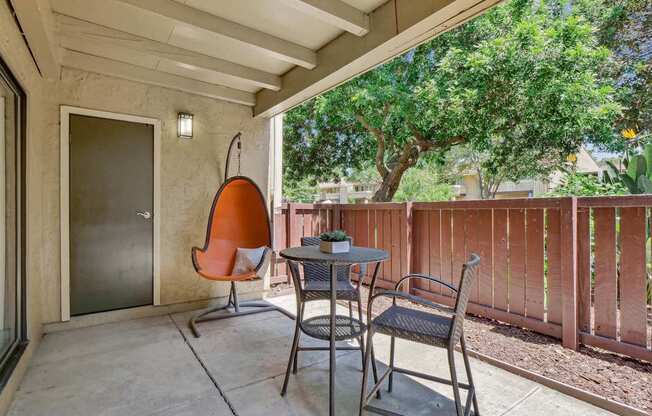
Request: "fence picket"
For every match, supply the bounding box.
[619,207,647,346]
[526,209,545,320]
[546,208,562,325]
[441,210,454,297]
[465,209,480,302]
[383,209,392,285]
[493,209,508,311]
[593,207,618,339]
[355,209,369,248]
[509,209,526,316]
[413,210,429,291]
[452,210,466,293]
[476,209,493,307]
[429,210,442,294]
[391,209,401,284]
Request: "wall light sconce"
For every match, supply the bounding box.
[177,112,193,139]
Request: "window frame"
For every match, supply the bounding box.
[0,55,27,391]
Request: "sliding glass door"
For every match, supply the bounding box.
[0,56,25,384]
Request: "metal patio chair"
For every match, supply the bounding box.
[281,236,374,395]
[360,254,481,416]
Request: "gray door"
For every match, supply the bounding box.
[69,114,153,316]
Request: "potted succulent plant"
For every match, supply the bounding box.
[319,230,351,253]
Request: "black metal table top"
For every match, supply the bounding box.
[279,245,389,265]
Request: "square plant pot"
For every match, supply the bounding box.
[319,240,350,253]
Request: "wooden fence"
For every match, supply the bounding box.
[271,196,652,362]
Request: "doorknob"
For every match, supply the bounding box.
[136,211,152,219]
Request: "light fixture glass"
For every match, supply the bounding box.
[177,112,193,139]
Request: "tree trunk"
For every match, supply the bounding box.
[372,163,411,202]
[372,178,399,201]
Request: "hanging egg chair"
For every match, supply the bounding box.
[189,133,293,337]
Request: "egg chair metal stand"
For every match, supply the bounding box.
[189,252,294,338]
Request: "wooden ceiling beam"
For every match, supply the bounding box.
[10,0,60,79]
[117,0,317,69]
[62,50,255,106]
[280,0,370,36]
[57,15,282,91]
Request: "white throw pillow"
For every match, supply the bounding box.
[232,247,266,275]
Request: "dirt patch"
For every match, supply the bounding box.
[269,282,652,413]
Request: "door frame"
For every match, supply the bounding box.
[60,106,161,321]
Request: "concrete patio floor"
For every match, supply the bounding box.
[8,294,615,416]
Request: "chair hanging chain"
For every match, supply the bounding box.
[224,132,242,182]
[237,138,241,176]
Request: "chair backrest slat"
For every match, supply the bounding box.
[449,254,481,347]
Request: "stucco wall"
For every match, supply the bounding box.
[0,1,47,413]
[37,68,271,323]
[0,3,273,410]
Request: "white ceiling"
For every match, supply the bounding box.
[46,0,387,104]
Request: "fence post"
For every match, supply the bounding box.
[401,202,413,293]
[287,203,298,247]
[333,204,342,230]
[560,197,579,350]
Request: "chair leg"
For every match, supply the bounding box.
[461,337,480,415]
[359,329,374,416]
[388,336,395,393]
[448,348,464,416]
[231,281,240,313]
[370,338,381,399]
[281,315,301,396]
[293,302,305,374]
[227,283,234,306]
[357,298,365,371]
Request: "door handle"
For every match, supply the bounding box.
[136,211,152,220]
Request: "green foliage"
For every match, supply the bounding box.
[603,144,652,194]
[392,165,456,202]
[282,178,318,203]
[283,0,625,201]
[548,171,626,197]
[320,230,348,242]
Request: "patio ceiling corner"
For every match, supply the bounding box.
[12,0,501,113]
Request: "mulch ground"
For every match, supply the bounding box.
[269,283,652,413]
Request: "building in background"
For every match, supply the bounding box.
[316,181,379,203]
[455,147,601,199]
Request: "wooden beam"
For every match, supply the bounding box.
[62,50,255,106]
[280,0,369,36]
[57,15,282,91]
[10,0,60,79]
[255,0,501,117]
[116,0,317,69]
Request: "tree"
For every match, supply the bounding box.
[588,0,651,138]
[444,144,559,199]
[283,0,622,201]
[548,170,626,196]
[282,178,318,203]
[392,164,456,202]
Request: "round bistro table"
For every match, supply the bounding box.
[279,245,389,416]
